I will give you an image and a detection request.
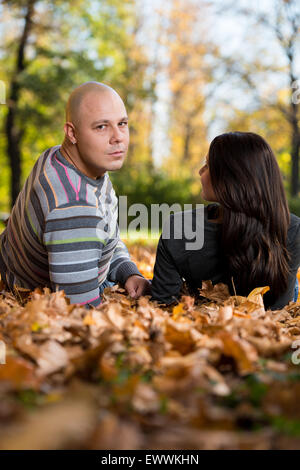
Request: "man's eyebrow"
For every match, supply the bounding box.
[91,116,129,126]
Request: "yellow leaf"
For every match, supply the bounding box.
[218,331,258,375]
[247,286,270,307]
[45,393,63,404]
[172,303,185,319]
[83,314,96,326]
[31,322,42,332]
[247,286,270,299]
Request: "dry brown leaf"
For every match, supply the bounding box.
[0,398,97,450]
[0,355,40,390]
[218,331,258,374]
[36,340,69,377]
[199,281,231,302]
[0,249,299,450]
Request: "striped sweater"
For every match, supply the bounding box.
[0,145,142,307]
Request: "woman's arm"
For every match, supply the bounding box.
[269,222,300,310]
[151,230,183,305]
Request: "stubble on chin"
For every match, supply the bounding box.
[105,160,125,172]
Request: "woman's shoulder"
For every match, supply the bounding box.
[166,204,220,230]
[287,212,300,245]
[289,212,300,227]
[288,213,300,234]
[161,205,220,255]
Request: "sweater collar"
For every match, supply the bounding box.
[55,146,108,188]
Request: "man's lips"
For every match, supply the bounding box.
[108,150,125,156]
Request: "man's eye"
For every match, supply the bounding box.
[119,121,128,127]
[97,125,106,130]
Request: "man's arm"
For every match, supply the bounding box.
[107,238,143,285]
[43,206,104,308]
[107,238,151,298]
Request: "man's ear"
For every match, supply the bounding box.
[64,122,77,144]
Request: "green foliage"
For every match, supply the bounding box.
[110,162,203,231]
[111,163,200,208]
[271,416,300,437]
[244,374,268,408]
[0,0,298,214]
[0,109,10,213]
[288,197,300,217]
[0,0,152,207]
[15,389,45,409]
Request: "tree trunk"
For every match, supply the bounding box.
[290,98,299,197]
[5,0,35,208]
[183,120,192,162]
[291,110,300,197]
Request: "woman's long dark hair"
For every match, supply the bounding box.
[208,131,290,307]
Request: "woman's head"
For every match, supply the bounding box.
[204,132,288,220]
[201,131,290,306]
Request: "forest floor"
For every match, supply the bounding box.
[0,242,300,450]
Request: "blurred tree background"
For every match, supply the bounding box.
[0,0,299,219]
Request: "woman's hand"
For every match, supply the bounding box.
[124,275,151,299]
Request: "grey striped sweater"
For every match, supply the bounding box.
[0,145,142,307]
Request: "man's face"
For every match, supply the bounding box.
[74,90,129,178]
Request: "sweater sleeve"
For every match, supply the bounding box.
[107,238,143,285]
[43,206,103,308]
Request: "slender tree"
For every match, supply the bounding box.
[214,0,300,196]
[1,0,152,208]
[4,0,36,206]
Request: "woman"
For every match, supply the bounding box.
[151,132,300,310]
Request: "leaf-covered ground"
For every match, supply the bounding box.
[0,242,300,450]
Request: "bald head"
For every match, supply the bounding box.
[61,80,129,179]
[65,81,121,126]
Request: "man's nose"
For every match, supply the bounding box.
[110,126,123,143]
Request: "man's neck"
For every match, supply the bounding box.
[60,140,101,180]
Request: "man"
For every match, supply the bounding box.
[0,81,150,307]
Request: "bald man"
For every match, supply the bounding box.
[0,82,150,307]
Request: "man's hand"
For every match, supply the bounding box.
[124,275,151,299]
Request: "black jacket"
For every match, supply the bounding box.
[151,204,300,310]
